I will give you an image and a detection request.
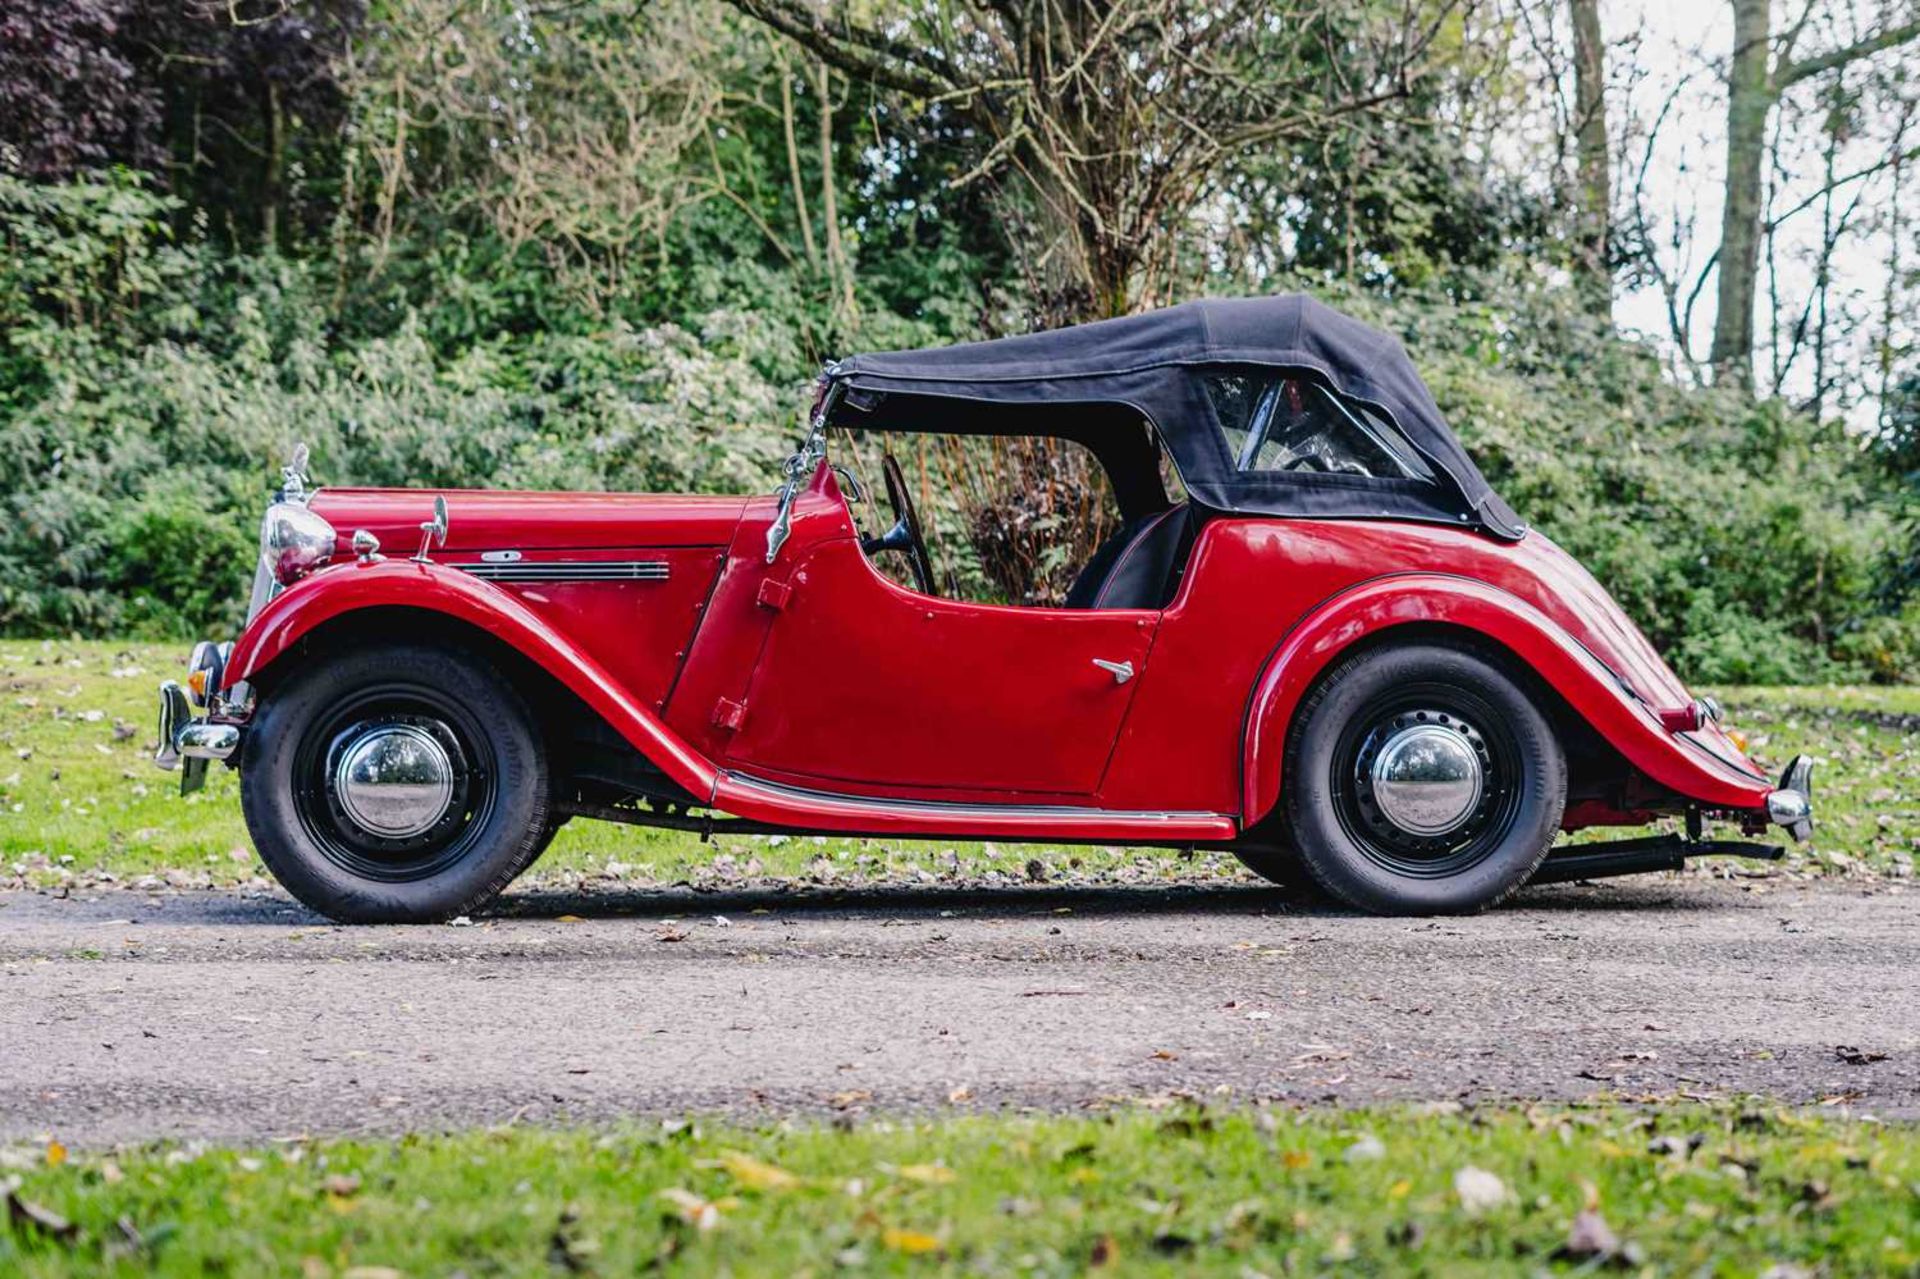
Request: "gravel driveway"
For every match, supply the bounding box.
[1,877,1913,1146]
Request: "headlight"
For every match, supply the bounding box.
[261,501,337,586]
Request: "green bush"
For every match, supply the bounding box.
[104,480,258,638]
[0,171,805,635]
[1834,603,1920,685]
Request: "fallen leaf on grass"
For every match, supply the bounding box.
[324,1173,362,1197]
[715,1151,799,1191]
[881,1226,942,1254]
[6,1186,77,1241]
[1647,1134,1702,1158]
[1344,1133,1385,1163]
[106,1215,175,1263]
[658,1188,727,1231]
[890,1163,956,1185]
[1453,1166,1510,1214]
[1554,1209,1620,1261]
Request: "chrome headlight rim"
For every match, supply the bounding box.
[260,501,337,589]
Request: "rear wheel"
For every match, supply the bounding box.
[1284,642,1565,915]
[241,642,551,923]
[1228,841,1323,897]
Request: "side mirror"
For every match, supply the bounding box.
[415,495,449,562]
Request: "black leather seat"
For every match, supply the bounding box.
[1064,503,1194,610]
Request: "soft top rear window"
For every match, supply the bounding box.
[1204,369,1435,483]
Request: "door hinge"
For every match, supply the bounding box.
[711,697,747,731]
[756,578,792,611]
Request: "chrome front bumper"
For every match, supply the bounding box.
[155,680,242,795]
[1766,754,1814,843]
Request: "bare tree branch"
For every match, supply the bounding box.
[1777,18,1920,92]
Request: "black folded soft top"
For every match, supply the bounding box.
[831,294,1524,540]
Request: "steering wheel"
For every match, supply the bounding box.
[859,453,936,596]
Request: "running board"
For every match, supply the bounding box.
[709,771,1239,843]
[1532,834,1784,885]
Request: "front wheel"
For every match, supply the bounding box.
[241,642,551,923]
[1284,642,1566,915]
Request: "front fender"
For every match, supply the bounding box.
[1240,574,1772,826]
[226,559,720,801]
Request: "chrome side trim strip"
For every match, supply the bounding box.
[722,770,1226,823]
[457,560,670,582]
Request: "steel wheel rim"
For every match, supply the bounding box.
[291,682,495,883]
[1329,684,1523,879]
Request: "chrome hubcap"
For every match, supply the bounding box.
[1368,722,1484,837]
[332,723,455,839]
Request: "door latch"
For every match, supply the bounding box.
[1092,658,1135,685]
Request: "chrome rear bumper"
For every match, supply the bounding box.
[1765,754,1814,843]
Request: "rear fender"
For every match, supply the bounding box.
[227,559,720,800]
[1240,574,1771,826]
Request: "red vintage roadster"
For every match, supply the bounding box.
[156,296,1811,921]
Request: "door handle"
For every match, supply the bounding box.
[1092,658,1135,685]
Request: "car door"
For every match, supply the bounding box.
[722,481,1157,797]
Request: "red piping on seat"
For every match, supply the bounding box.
[1092,504,1183,609]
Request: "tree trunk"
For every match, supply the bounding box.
[776,47,819,273]
[1710,0,1773,385]
[815,61,857,326]
[1569,0,1610,314]
[263,80,284,250]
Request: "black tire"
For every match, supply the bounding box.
[1284,642,1565,915]
[1229,845,1325,898]
[1227,818,1323,897]
[241,642,551,923]
[529,816,568,861]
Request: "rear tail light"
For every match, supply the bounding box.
[1656,698,1722,733]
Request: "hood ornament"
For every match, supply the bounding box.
[279,442,313,506]
[414,494,449,562]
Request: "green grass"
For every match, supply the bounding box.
[4,1105,1916,1276]
[2,640,1914,891]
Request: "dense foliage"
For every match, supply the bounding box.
[0,0,1912,681]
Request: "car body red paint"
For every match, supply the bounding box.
[171,299,1810,922]
[218,457,1778,846]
